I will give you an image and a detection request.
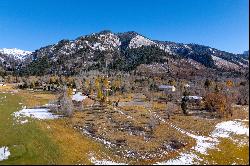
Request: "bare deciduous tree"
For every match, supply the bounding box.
[59,86,74,117]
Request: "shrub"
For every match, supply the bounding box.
[204,93,233,118]
[226,80,234,88]
[181,91,189,115]
[166,102,179,118]
[204,79,212,90]
[237,85,249,105]
[181,97,188,115]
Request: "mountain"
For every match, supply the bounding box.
[243,50,249,55]
[0,48,32,60]
[9,30,249,76]
[0,48,33,73]
[242,50,249,59]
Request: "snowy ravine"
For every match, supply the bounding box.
[155,119,249,165]
[211,55,240,70]
[129,35,155,49]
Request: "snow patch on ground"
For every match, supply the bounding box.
[156,120,249,165]
[0,146,10,161]
[72,92,87,102]
[211,121,249,138]
[13,108,61,121]
[0,96,6,99]
[19,119,29,124]
[89,153,127,165]
[169,123,217,155]
[155,153,200,165]
[80,128,114,148]
[113,107,133,120]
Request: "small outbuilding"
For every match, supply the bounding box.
[182,95,203,108]
[158,85,176,92]
[182,96,203,101]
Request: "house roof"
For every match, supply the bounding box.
[182,96,203,100]
[158,85,175,89]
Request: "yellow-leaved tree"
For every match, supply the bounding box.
[67,87,73,97]
[95,77,103,99]
[226,80,234,88]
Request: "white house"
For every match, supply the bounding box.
[182,96,203,107]
[182,96,203,101]
[158,85,176,92]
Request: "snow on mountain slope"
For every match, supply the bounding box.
[212,55,240,70]
[127,34,176,54]
[243,51,249,56]
[0,57,4,63]
[0,48,32,60]
[84,32,121,51]
[129,35,156,48]
[50,32,121,57]
[96,32,121,49]
[4,31,247,75]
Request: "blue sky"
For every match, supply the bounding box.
[0,0,248,53]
